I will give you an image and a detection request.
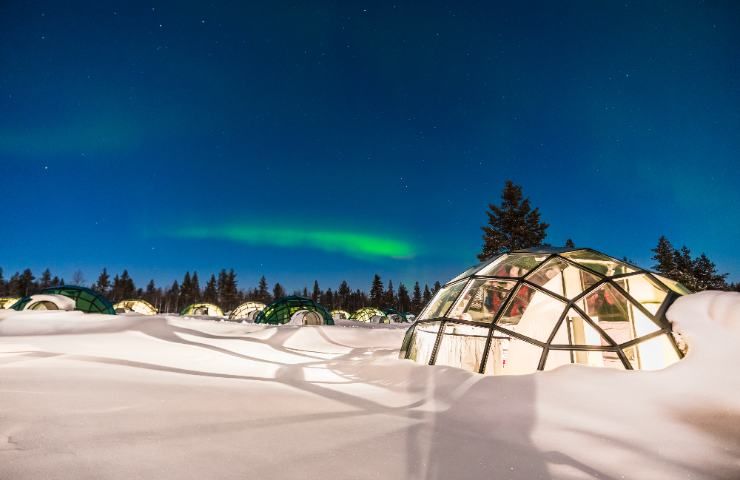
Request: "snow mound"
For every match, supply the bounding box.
[0,291,738,479]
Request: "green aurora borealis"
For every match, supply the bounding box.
[171,224,417,260]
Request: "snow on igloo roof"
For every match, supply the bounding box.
[401,247,690,375]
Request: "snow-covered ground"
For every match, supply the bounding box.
[1,291,738,479]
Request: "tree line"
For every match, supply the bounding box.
[477,180,737,292]
[0,266,441,314]
[2,181,735,315]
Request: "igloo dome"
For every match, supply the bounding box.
[400,247,689,375]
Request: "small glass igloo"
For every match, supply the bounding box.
[400,247,689,375]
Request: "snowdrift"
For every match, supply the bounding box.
[0,291,738,479]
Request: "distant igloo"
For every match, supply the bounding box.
[350,307,389,323]
[331,309,350,320]
[228,301,266,322]
[400,247,689,375]
[114,299,158,315]
[12,286,116,315]
[181,302,224,317]
[255,296,333,325]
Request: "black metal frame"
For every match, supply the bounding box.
[399,248,687,374]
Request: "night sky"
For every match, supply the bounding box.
[1,1,739,291]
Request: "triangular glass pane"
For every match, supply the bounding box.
[652,274,692,295]
[418,280,467,320]
[623,274,668,315]
[526,257,601,298]
[478,253,549,277]
[496,284,567,343]
[583,283,660,346]
[561,250,635,276]
[447,279,517,323]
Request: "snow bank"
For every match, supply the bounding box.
[0,291,738,479]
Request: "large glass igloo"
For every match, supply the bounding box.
[400,247,689,375]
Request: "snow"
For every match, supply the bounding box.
[1,291,738,479]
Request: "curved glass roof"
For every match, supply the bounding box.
[350,307,389,323]
[229,301,266,321]
[255,296,334,325]
[114,299,158,315]
[12,286,115,315]
[0,297,20,309]
[331,309,350,320]
[384,308,412,323]
[181,303,224,317]
[400,247,689,375]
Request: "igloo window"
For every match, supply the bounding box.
[400,247,687,375]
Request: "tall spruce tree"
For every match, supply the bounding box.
[411,282,422,313]
[311,280,321,302]
[257,276,270,303]
[478,180,549,261]
[397,283,410,313]
[565,238,576,248]
[39,269,52,289]
[93,268,111,296]
[203,274,218,303]
[652,236,677,277]
[369,274,384,308]
[272,282,286,300]
[337,281,350,309]
[422,284,432,307]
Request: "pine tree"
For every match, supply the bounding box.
[93,268,111,295]
[39,269,52,289]
[18,269,36,296]
[322,288,334,309]
[692,254,728,291]
[422,284,432,307]
[397,283,410,312]
[191,272,201,302]
[257,276,270,303]
[272,282,286,300]
[311,280,321,302]
[478,180,549,261]
[384,280,395,308]
[565,238,576,248]
[337,281,350,309]
[203,274,218,303]
[432,281,441,295]
[652,236,677,277]
[0,268,6,296]
[411,282,422,313]
[369,274,384,308]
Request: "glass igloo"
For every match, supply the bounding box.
[12,286,116,315]
[255,296,334,325]
[400,247,689,375]
[114,299,158,315]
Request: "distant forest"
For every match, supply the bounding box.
[0,267,440,315]
[2,181,736,314]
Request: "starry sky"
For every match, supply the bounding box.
[1,1,739,292]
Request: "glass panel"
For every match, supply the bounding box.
[418,280,467,320]
[487,336,542,375]
[566,309,610,346]
[584,283,660,346]
[497,284,567,343]
[527,257,601,299]
[434,324,490,371]
[561,250,635,276]
[448,258,495,283]
[477,253,547,277]
[629,334,681,370]
[652,274,692,295]
[407,321,442,363]
[447,279,517,323]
